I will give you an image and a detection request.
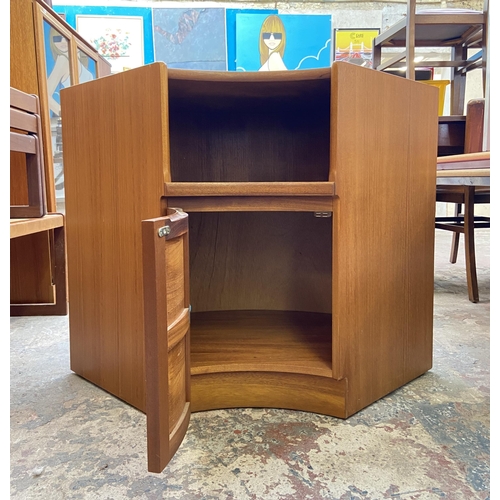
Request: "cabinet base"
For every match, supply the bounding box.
[191,371,348,419]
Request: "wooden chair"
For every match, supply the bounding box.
[435,114,490,305]
[436,98,488,303]
[10,87,67,316]
[10,87,47,218]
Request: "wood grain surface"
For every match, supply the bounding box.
[60,62,436,429]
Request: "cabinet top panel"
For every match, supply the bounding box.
[167,65,331,83]
[164,63,332,99]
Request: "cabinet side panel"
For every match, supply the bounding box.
[61,63,169,410]
[405,84,437,382]
[331,63,437,415]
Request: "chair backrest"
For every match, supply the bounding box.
[10,87,46,218]
[464,98,485,154]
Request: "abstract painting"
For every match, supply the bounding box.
[153,8,227,70]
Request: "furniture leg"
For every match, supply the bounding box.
[450,203,461,264]
[463,186,479,303]
[450,44,468,115]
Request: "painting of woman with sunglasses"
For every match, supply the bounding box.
[258,15,287,71]
[46,26,94,116]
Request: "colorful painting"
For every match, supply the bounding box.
[333,29,380,68]
[43,19,97,206]
[53,6,154,67]
[76,15,144,73]
[235,14,331,72]
[43,20,97,117]
[226,9,277,71]
[153,8,227,70]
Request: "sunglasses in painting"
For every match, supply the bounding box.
[52,35,65,43]
[262,32,283,40]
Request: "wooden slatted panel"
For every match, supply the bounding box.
[10,87,38,114]
[11,131,36,154]
[11,108,37,133]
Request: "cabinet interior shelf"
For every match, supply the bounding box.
[190,310,333,378]
[10,213,64,239]
[165,182,336,211]
[165,181,335,197]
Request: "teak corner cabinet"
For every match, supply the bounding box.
[61,62,438,473]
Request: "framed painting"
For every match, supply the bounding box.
[76,15,144,73]
[53,6,154,70]
[152,8,227,70]
[35,5,101,212]
[333,28,380,68]
[225,9,277,71]
[235,14,332,72]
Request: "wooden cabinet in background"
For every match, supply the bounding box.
[10,0,110,315]
[61,62,438,472]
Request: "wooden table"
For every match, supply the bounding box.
[436,152,490,186]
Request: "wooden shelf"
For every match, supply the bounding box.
[190,310,333,378]
[374,12,484,48]
[168,73,331,185]
[373,4,486,115]
[10,213,64,239]
[165,182,336,212]
[165,181,335,197]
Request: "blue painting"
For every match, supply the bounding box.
[153,8,227,70]
[225,9,277,71]
[43,20,96,118]
[236,14,332,72]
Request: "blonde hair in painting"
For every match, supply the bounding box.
[49,26,68,59]
[259,15,286,66]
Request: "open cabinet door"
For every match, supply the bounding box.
[142,208,190,473]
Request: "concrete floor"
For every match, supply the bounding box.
[10,229,490,500]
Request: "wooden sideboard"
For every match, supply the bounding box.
[61,62,438,472]
[10,0,110,315]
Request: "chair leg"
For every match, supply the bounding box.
[463,186,479,303]
[449,203,461,263]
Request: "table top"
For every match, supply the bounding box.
[436,152,490,186]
